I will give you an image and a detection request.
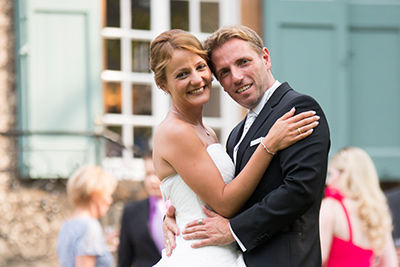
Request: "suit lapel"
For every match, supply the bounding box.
[227,117,246,159]
[235,83,293,174]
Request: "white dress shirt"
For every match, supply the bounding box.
[230,80,281,252]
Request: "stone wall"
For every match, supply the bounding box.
[0,1,146,266]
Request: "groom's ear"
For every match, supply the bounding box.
[262,47,271,69]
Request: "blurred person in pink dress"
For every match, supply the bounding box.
[320,147,398,267]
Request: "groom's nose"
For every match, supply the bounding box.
[231,67,244,84]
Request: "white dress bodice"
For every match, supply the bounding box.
[154,143,245,267]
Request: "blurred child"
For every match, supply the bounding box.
[57,165,118,267]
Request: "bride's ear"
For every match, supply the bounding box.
[158,84,170,95]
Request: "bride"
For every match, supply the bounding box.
[149,29,319,267]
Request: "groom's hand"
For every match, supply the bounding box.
[163,205,179,256]
[182,206,235,248]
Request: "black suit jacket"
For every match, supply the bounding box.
[118,198,161,267]
[228,82,330,267]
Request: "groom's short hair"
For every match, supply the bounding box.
[203,25,265,76]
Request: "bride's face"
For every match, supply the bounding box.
[161,49,212,109]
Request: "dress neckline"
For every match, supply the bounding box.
[161,143,222,183]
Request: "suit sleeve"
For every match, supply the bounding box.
[118,205,135,267]
[229,94,330,252]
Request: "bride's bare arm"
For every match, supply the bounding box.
[155,108,319,218]
[211,108,319,217]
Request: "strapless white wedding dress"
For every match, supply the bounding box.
[153,143,246,267]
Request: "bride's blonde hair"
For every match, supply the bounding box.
[330,147,392,255]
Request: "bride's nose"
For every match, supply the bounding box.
[190,72,203,85]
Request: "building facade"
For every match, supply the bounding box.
[1,0,399,265]
[1,0,242,265]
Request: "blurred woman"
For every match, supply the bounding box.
[320,147,398,267]
[57,165,118,267]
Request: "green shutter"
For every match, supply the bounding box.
[264,0,400,180]
[348,3,400,180]
[15,0,102,178]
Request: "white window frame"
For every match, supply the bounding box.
[101,0,241,179]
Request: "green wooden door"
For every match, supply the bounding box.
[264,0,400,180]
[15,0,102,178]
[348,2,400,180]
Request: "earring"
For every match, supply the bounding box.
[164,91,169,96]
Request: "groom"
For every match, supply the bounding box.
[164,25,330,266]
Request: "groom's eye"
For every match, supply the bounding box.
[238,58,250,66]
[218,69,229,79]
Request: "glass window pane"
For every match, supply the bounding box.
[106,39,121,70]
[201,2,219,33]
[106,0,120,27]
[131,0,151,30]
[132,40,150,73]
[133,126,153,157]
[104,82,121,114]
[105,126,123,157]
[171,0,189,31]
[203,85,220,117]
[132,84,152,115]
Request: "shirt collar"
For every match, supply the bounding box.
[249,80,281,116]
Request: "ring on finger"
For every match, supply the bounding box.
[298,128,302,134]
[198,218,203,225]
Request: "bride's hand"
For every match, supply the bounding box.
[263,107,319,154]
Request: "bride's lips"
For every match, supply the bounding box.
[188,85,206,95]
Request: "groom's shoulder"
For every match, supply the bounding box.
[278,82,322,106]
[278,82,310,99]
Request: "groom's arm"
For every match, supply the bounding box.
[183,95,329,250]
[230,95,330,251]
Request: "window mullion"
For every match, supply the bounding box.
[220,0,240,25]
[151,0,170,33]
[150,0,171,147]
[120,0,133,158]
[120,0,131,73]
[189,0,201,32]
[120,0,131,29]
[122,124,134,158]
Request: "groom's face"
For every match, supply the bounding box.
[211,38,272,110]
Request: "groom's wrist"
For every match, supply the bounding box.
[229,222,247,252]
